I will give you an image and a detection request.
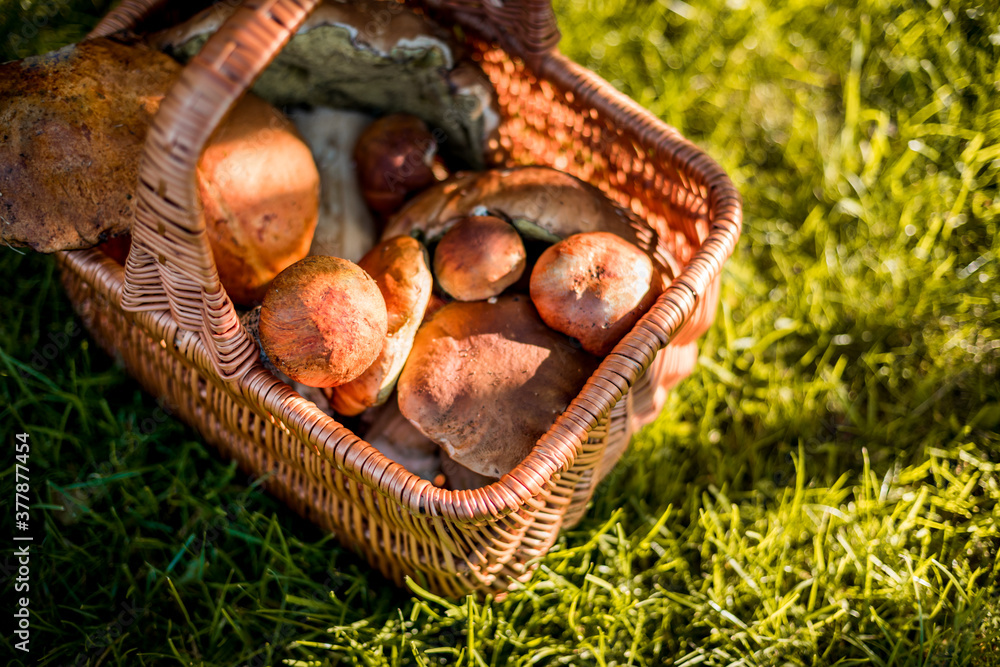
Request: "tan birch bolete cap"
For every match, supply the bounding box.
[150,0,499,169]
[0,38,179,252]
[397,294,600,479]
[197,94,320,306]
[259,256,388,388]
[530,231,664,357]
[432,215,527,301]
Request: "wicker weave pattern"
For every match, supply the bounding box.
[57,0,742,595]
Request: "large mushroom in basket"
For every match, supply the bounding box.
[382,165,644,246]
[397,295,599,479]
[0,38,180,253]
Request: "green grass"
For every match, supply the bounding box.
[1,0,998,664]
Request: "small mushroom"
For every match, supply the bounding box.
[258,256,387,388]
[354,113,440,217]
[433,215,526,301]
[530,232,663,356]
[329,236,434,416]
[397,295,599,478]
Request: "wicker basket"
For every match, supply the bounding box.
[56,0,742,597]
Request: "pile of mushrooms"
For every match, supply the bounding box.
[1,2,683,492]
[240,164,674,488]
[371,166,674,486]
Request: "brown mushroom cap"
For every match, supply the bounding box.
[433,216,526,301]
[0,37,321,294]
[199,94,320,305]
[530,232,662,357]
[330,236,434,415]
[0,38,180,252]
[397,295,599,478]
[259,256,387,388]
[354,114,438,216]
[383,166,642,247]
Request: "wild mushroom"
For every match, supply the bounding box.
[433,215,526,301]
[0,36,321,308]
[329,236,434,416]
[0,38,180,252]
[354,114,440,217]
[383,166,642,247]
[151,0,498,169]
[529,232,663,356]
[397,295,599,478]
[198,94,320,305]
[258,256,387,388]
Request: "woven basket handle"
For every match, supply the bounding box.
[87,0,167,38]
[119,0,323,380]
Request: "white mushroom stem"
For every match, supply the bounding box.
[291,107,377,263]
